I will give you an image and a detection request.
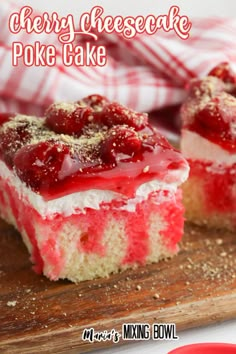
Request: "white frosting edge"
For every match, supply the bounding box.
[181,130,236,165]
[0,160,188,217]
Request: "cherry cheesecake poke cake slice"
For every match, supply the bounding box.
[0,95,189,282]
[181,62,236,231]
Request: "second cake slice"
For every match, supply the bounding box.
[181,63,236,231]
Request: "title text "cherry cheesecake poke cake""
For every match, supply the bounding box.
[181,62,236,231]
[0,95,189,282]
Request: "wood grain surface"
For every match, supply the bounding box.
[0,218,235,354]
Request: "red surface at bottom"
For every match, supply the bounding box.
[169,343,236,354]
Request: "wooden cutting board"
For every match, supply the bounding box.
[0,219,236,354]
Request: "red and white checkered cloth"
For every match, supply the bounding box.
[0,1,236,117]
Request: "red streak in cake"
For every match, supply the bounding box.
[4,184,20,223]
[40,237,64,276]
[159,190,184,250]
[0,180,44,274]
[188,159,236,216]
[75,210,107,255]
[22,214,44,274]
[122,202,149,264]
[122,190,184,264]
[0,171,184,279]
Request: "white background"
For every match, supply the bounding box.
[22,0,236,18]
[17,1,236,353]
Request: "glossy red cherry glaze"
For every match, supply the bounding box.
[0,95,187,200]
[182,62,236,152]
[100,125,142,162]
[100,102,148,130]
[14,141,72,191]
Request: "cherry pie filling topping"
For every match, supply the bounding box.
[0,95,186,200]
[182,62,236,152]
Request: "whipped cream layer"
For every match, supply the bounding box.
[181,130,236,165]
[0,160,189,218]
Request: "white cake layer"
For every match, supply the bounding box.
[181,130,236,165]
[0,160,189,217]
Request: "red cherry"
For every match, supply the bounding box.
[208,62,236,84]
[100,102,148,130]
[142,129,173,152]
[182,77,225,127]
[101,126,142,163]
[45,103,94,136]
[80,94,109,109]
[0,113,15,126]
[14,141,72,191]
[195,95,232,132]
[0,123,31,166]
